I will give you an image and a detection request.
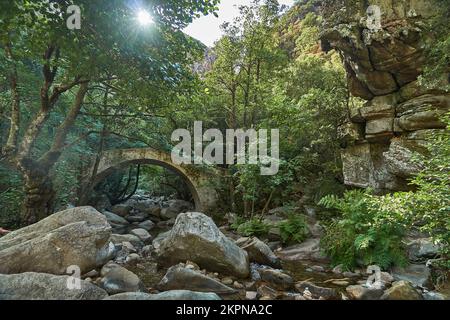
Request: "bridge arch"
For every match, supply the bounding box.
[88,148,218,213]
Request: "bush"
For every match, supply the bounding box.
[319,190,407,270]
[278,213,308,245]
[233,217,271,237]
[406,115,450,262]
[373,114,450,271]
[319,115,450,273]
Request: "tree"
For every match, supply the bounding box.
[0,0,218,224]
[206,0,287,130]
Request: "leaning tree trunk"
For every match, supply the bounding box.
[21,167,55,226]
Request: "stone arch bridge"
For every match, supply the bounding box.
[85,148,219,213]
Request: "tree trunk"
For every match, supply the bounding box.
[3,40,20,155]
[21,167,55,226]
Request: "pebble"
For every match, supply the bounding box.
[332,264,344,274]
[246,291,258,300]
[185,261,200,270]
[222,277,234,285]
[122,241,137,253]
[244,281,256,290]
[141,245,153,257]
[130,228,152,244]
[310,265,325,272]
[125,253,141,264]
[82,270,99,279]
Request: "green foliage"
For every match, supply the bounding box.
[139,165,193,200]
[319,190,407,270]
[278,213,308,245]
[230,215,247,231]
[319,114,450,271]
[233,217,271,237]
[0,165,23,229]
[162,1,348,214]
[234,160,294,213]
[0,0,220,222]
[419,0,450,91]
[260,6,348,206]
[372,114,450,265]
[408,114,450,257]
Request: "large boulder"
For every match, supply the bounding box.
[156,212,250,278]
[157,264,237,295]
[0,272,108,300]
[105,290,221,300]
[0,206,114,275]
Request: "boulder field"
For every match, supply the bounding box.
[0,200,445,300]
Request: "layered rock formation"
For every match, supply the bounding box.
[321,0,449,192]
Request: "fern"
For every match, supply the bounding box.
[235,218,270,237]
[278,213,308,244]
[319,189,407,270]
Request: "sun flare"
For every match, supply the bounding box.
[137,9,153,26]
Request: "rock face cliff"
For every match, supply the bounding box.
[320,0,449,192]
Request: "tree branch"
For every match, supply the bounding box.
[39,82,89,168]
[2,39,20,156]
[79,111,165,118]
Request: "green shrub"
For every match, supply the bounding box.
[234,218,271,237]
[373,114,450,271]
[407,115,450,263]
[278,213,308,245]
[230,216,246,230]
[319,190,407,270]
